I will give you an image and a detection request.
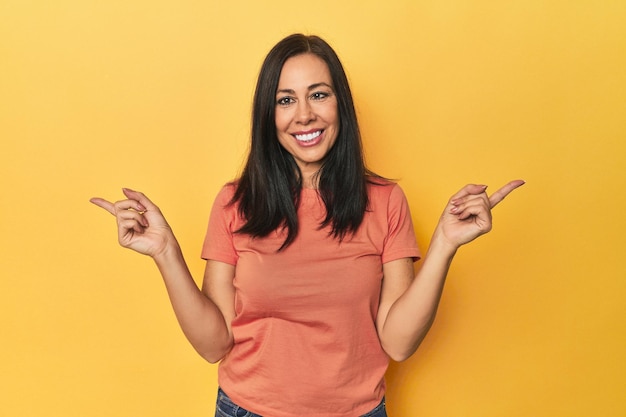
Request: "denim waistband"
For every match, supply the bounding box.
[215,387,387,417]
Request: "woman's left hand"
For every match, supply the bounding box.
[434,180,525,250]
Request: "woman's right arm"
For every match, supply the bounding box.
[154,248,235,363]
[90,188,235,363]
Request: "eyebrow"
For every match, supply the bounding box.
[276,82,333,95]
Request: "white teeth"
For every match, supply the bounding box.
[295,130,322,142]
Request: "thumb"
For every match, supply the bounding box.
[122,188,157,212]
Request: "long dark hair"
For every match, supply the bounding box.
[231,33,381,250]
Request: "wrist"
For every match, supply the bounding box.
[152,238,183,266]
[428,230,460,259]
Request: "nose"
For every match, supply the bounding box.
[295,100,315,124]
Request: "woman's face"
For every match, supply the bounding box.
[274,53,339,184]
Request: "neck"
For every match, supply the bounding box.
[299,166,321,189]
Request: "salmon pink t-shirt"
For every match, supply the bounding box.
[201,181,420,417]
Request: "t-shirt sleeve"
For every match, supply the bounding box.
[201,185,239,265]
[381,184,421,264]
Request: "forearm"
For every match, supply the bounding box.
[153,243,232,363]
[380,235,457,361]
[379,180,524,361]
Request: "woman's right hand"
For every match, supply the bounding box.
[90,188,176,258]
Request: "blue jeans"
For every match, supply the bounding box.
[215,388,387,417]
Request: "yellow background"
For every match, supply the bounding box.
[1,1,624,416]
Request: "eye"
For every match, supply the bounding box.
[276,96,295,106]
[310,91,330,100]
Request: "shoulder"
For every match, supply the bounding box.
[366,177,407,204]
[214,182,238,204]
[209,182,240,218]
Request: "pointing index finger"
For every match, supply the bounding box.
[488,180,525,208]
[89,197,116,215]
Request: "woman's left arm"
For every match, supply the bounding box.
[377,180,525,362]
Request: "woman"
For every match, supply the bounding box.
[91,34,523,417]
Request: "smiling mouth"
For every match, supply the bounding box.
[294,130,322,143]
